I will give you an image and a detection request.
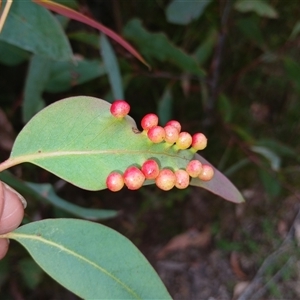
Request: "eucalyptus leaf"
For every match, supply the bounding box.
[0,41,30,66]
[6,219,172,299]
[191,154,245,203]
[157,87,173,126]
[123,19,205,77]
[5,96,244,203]
[0,0,72,61]
[235,0,278,19]
[23,55,51,123]
[45,57,106,93]
[100,34,124,100]
[166,0,212,25]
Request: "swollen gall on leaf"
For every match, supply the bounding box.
[110,100,130,118]
[164,125,179,144]
[165,120,181,133]
[106,172,124,192]
[141,113,159,131]
[124,166,145,190]
[155,169,176,191]
[141,159,160,180]
[186,160,202,178]
[147,126,166,143]
[174,169,190,189]
[176,132,192,150]
[192,133,207,151]
[198,164,214,181]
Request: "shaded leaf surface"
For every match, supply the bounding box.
[23,55,51,123]
[123,19,205,76]
[100,34,124,100]
[6,96,244,203]
[34,0,149,68]
[7,219,171,299]
[45,57,106,93]
[9,96,194,190]
[0,0,72,61]
[166,0,212,25]
[235,0,278,18]
[0,41,30,66]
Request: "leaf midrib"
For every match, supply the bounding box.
[12,149,190,162]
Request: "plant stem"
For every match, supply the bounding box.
[0,158,19,172]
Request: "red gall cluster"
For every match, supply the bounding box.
[109,100,208,152]
[141,111,207,152]
[106,159,214,192]
[107,100,213,192]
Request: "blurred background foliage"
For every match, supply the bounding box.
[1,0,300,299]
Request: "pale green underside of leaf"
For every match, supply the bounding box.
[10,96,193,190]
[8,219,171,299]
[9,96,244,203]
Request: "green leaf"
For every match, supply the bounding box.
[7,219,171,299]
[0,171,117,221]
[284,57,300,93]
[123,19,205,77]
[0,41,30,66]
[45,57,106,93]
[8,96,194,190]
[157,87,173,126]
[235,0,278,18]
[237,17,265,48]
[166,0,212,25]
[258,169,281,197]
[191,154,245,203]
[69,31,99,49]
[217,94,232,123]
[194,28,218,66]
[251,146,281,171]
[255,138,298,159]
[23,55,52,123]
[289,21,300,40]
[100,34,124,100]
[0,0,72,61]
[5,96,244,203]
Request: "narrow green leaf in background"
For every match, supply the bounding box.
[166,0,212,25]
[235,0,278,19]
[69,31,100,49]
[284,57,300,94]
[0,0,72,61]
[237,17,265,48]
[157,87,173,126]
[258,169,281,197]
[251,145,281,171]
[23,55,51,123]
[0,41,30,66]
[123,19,205,77]
[6,219,172,299]
[193,28,218,66]
[45,57,106,93]
[100,34,124,100]
[0,171,117,221]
